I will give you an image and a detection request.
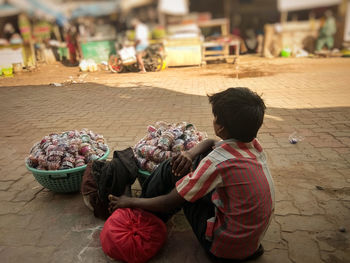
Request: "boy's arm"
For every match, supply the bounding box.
[109,188,185,213]
[171,139,217,177]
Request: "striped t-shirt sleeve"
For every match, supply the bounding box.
[176,157,222,202]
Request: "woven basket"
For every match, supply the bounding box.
[26,148,110,193]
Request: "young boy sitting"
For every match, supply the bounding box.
[109,87,275,261]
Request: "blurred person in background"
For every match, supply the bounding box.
[231,14,248,54]
[1,23,22,45]
[33,19,53,62]
[3,23,15,42]
[316,10,336,51]
[66,25,79,65]
[244,29,257,53]
[131,18,149,73]
[244,17,264,54]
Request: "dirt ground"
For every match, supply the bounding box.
[1,55,347,87]
[0,55,349,263]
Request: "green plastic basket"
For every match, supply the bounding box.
[138,169,151,186]
[26,148,110,193]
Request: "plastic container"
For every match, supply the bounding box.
[26,147,110,193]
[138,169,151,186]
[2,66,13,76]
[281,48,291,58]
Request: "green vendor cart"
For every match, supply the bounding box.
[79,37,116,63]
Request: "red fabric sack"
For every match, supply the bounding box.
[100,208,167,263]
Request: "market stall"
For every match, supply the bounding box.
[163,23,202,67]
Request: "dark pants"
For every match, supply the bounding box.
[140,153,214,254]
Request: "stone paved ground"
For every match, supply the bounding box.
[0,56,349,263]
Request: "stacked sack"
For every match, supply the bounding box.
[134,121,207,172]
[26,129,108,170]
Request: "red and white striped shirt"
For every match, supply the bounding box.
[176,139,275,259]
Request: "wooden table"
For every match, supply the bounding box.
[202,39,240,63]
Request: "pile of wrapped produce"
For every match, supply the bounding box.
[134,121,207,172]
[26,129,108,170]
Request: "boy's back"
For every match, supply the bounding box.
[176,138,274,259]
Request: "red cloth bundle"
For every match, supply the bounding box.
[100,208,167,263]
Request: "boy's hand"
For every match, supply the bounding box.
[108,194,133,213]
[171,151,193,177]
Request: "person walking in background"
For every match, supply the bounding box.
[131,19,149,73]
[316,10,337,51]
[66,26,79,65]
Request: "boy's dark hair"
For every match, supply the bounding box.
[208,87,266,142]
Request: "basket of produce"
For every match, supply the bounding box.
[25,129,109,193]
[134,121,207,184]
